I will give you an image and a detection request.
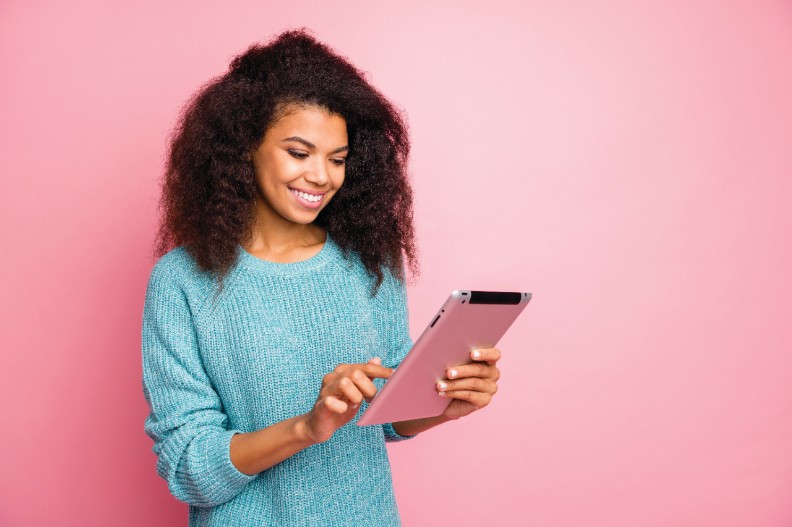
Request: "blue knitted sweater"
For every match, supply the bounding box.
[141,236,415,526]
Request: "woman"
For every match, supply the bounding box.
[142,29,502,526]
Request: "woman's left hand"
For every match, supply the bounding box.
[437,347,501,421]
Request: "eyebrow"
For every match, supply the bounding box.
[281,136,349,154]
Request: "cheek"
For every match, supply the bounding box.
[257,156,300,189]
[334,169,346,189]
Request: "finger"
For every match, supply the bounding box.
[470,347,501,364]
[438,389,492,409]
[334,376,365,406]
[321,371,338,389]
[348,369,379,402]
[446,363,496,380]
[436,377,497,395]
[356,363,394,380]
[323,395,349,414]
[368,357,382,365]
[333,363,393,379]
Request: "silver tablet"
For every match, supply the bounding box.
[357,290,531,426]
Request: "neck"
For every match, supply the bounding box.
[245,198,326,258]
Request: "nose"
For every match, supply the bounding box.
[304,159,330,186]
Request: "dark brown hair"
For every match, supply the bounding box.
[155,29,417,291]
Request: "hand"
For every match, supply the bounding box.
[437,347,501,421]
[302,357,392,443]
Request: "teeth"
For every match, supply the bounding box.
[292,189,322,202]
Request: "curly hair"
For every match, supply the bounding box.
[155,28,418,292]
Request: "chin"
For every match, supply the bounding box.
[286,208,323,225]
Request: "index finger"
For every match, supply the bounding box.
[354,363,394,380]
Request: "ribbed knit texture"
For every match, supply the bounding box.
[141,236,415,526]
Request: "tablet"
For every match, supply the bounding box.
[357,290,532,427]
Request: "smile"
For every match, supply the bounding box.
[289,187,326,208]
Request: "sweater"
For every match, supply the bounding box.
[141,236,415,526]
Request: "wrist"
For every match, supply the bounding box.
[294,413,320,446]
[393,413,452,436]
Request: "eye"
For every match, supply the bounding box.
[287,149,308,160]
[330,158,347,167]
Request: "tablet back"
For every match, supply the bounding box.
[357,290,531,426]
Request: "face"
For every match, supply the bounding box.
[250,104,348,227]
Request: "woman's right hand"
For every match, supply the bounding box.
[301,357,392,444]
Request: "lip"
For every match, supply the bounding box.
[288,187,326,196]
[288,187,327,210]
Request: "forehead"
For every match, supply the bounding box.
[266,103,347,139]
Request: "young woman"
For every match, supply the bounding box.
[142,29,502,526]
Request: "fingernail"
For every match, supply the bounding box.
[448,369,458,378]
[437,381,447,390]
[472,350,481,359]
[438,391,446,397]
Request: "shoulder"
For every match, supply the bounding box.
[148,247,201,288]
[144,247,221,311]
[327,239,407,303]
[376,265,407,300]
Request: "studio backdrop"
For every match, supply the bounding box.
[1,1,791,526]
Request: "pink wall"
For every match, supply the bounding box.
[2,1,791,525]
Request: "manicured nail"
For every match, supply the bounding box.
[472,350,481,359]
[437,381,447,390]
[438,391,446,396]
[448,369,458,378]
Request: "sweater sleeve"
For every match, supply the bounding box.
[141,263,256,507]
[376,270,418,443]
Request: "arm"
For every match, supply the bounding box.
[143,263,396,500]
[231,359,395,474]
[373,271,422,441]
[144,264,375,498]
[229,417,314,476]
[142,265,258,506]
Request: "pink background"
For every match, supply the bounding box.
[2,1,791,525]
